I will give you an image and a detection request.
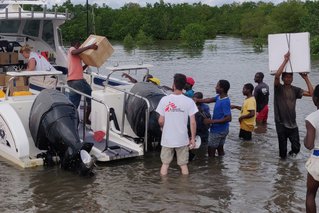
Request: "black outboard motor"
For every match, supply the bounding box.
[126,82,166,140]
[29,89,95,176]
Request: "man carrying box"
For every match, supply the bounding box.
[274,51,313,159]
[67,41,98,125]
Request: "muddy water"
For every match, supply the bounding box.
[1,36,319,212]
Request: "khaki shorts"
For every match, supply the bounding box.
[160,146,189,166]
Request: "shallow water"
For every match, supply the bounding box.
[1,36,319,212]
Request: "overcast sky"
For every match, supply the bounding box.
[53,0,285,8]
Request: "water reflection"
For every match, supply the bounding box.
[265,161,304,212]
[30,168,101,212]
[180,47,204,58]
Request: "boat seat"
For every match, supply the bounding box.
[0,90,4,98]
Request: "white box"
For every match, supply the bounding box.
[268,32,310,74]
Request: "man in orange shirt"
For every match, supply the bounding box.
[67,41,97,125]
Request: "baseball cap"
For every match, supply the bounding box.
[148,77,160,85]
[186,77,195,86]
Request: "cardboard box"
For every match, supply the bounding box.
[80,35,114,67]
[9,52,18,64]
[5,75,27,87]
[9,85,29,96]
[0,73,5,86]
[0,52,19,65]
[0,53,9,65]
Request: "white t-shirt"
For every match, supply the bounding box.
[305,109,319,181]
[305,110,319,149]
[156,94,198,148]
[29,52,56,71]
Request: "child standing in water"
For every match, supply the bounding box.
[194,80,232,157]
[304,84,319,213]
[231,83,256,141]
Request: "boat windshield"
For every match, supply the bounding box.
[57,27,63,47]
[0,20,20,33]
[42,20,54,49]
[0,19,56,50]
[23,20,40,37]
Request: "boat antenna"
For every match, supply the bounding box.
[92,6,96,34]
[86,0,89,37]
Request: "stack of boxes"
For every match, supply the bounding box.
[0,52,18,65]
[0,51,28,95]
[0,73,28,96]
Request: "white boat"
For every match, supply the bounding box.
[0,0,160,170]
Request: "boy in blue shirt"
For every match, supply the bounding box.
[195,80,232,157]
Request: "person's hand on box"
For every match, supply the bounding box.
[90,43,98,50]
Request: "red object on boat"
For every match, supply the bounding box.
[93,131,106,142]
[41,51,49,60]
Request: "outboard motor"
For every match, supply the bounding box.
[126,82,166,141]
[29,89,95,176]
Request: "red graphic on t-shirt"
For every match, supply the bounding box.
[165,102,176,112]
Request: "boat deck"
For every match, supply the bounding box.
[78,123,141,161]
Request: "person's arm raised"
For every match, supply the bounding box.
[71,43,98,55]
[300,73,313,97]
[274,52,290,86]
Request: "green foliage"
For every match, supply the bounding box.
[181,23,205,48]
[253,37,265,52]
[123,34,135,49]
[310,35,319,55]
[262,1,306,35]
[53,0,319,54]
[136,30,153,46]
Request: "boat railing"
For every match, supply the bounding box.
[102,82,151,152]
[103,64,153,86]
[1,5,70,20]
[5,70,62,99]
[62,85,111,151]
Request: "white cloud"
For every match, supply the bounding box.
[56,0,285,8]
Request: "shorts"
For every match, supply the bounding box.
[239,129,252,140]
[160,146,189,166]
[208,130,229,148]
[306,155,319,181]
[256,105,269,123]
